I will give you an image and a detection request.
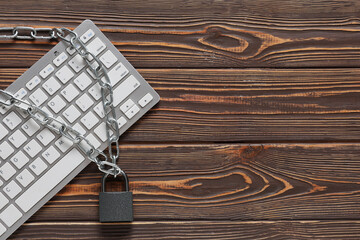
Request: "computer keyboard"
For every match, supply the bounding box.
[0,20,159,239]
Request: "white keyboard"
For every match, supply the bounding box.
[0,20,159,239]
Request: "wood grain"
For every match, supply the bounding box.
[9,220,360,240]
[2,68,360,142]
[20,143,360,222]
[1,1,360,68]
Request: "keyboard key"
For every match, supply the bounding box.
[0,162,16,181]
[15,149,85,212]
[29,157,47,176]
[94,122,113,142]
[14,88,27,99]
[120,99,135,113]
[55,65,74,84]
[3,111,22,130]
[76,93,94,111]
[73,123,86,136]
[74,72,92,91]
[39,64,55,79]
[139,93,154,107]
[69,54,86,73]
[55,136,73,153]
[103,62,129,87]
[8,129,27,148]
[117,116,127,128]
[29,88,48,106]
[100,50,117,68]
[10,151,29,169]
[0,104,10,115]
[0,193,9,211]
[81,29,95,43]
[63,105,81,123]
[86,61,100,79]
[43,77,61,95]
[66,45,78,55]
[88,83,102,100]
[0,223,5,236]
[24,139,42,158]
[0,204,22,227]
[4,180,21,199]
[22,118,41,136]
[53,52,68,67]
[61,84,79,102]
[37,128,55,146]
[81,111,99,130]
[112,75,140,106]
[87,37,106,56]
[48,95,66,113]
[42,146,60,164]
[125,104,140,119]
[16,169,34,187]
[26,76,41,90]
[85,133,101,149]
[0,142,14,160]
[93,102,105,118]
[0,123,9,141]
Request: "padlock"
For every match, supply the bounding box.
[99,171,133,222]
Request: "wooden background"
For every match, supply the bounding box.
[1,0,360,239]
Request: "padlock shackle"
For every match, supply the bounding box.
[101,170,129,192]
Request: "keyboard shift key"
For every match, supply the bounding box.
[0,204,22,227]
[16,169,35,187]
[112,75,140,106]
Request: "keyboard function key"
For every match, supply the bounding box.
[55,65,74,84]
[39,64,55,79]
[29,157,47,176]
[100,50,117,68]
[14,88,27,99]
[16,169,34,187]
[81,29,95,43]
[74,72,92,91]
[125,104,140,119]
[4,180,22,199]
[0,204,22,227]
[139,93,154,107]
[26,76,41,90]
[120,99,135,113]
[43,77,61,95]
[53,52,68,67]
[87,37,106,56]
[10,151,29,169]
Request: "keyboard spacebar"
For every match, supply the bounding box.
[15,149,85,212]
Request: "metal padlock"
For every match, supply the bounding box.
[99,171,133,222]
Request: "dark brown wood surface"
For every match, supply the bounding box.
[1,0,360,239]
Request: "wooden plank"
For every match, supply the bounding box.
[22,143,360,221]
[1,1,360,67]
[9,220,360,240]
[2,68,360,142]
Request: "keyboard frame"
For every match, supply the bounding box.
[1,19,159,240]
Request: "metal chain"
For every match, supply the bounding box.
[0,26,122,177]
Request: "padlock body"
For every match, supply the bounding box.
[99,191,133,222]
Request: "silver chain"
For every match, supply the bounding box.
[0,26,122,177]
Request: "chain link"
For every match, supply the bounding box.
[0,27,122,176]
